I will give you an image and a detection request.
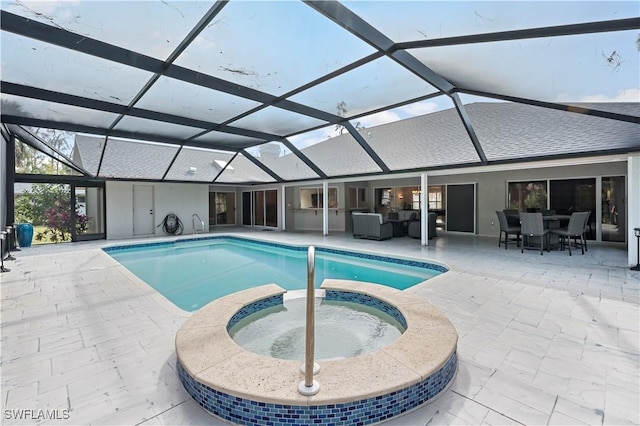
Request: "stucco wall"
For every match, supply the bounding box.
[106,181,208,240]
[288,183,346,232]
[428,161,627,237]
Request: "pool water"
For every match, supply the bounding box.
[228,297,405,361]
[106,237,443,311]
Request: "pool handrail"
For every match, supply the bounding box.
[192,213,205,234]
[298,246,320,395]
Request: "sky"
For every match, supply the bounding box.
[2,0,638,155]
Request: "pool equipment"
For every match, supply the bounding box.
[157,213,183,235]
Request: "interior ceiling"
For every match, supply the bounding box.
[1,1,639,185]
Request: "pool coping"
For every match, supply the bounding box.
[175,279,458,407]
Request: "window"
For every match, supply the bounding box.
[428,186,444,210]
[300,187,338,209]
[380,189,391,206]
[348,187,368,209]
[508,181,547,211]
[412,190,421,210]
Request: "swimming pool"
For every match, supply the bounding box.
[105,236,446,311]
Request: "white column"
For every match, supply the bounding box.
[281,184,286,231]
[628,155,640,267]
[420,173,428,246]
[322,181,329,236]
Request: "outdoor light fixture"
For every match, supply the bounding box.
[1,232,9,273]
[632,227,640,271]
[188,167,197,174]
[12,223,20,251]
[5,226,15,260]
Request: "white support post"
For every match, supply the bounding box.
[595,177,602,242]
[322,181,329,236]
[628,155,640,267]
[420,173,428,246]
[281,184,286,231]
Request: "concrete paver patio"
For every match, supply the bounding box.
[1,230,638,425]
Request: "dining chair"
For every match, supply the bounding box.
[503,209,520,226]
[496,211,521,249]
[520,212,549,255]
[551,211,590,255]
[580,210,591,252]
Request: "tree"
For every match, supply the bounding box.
[334,101,364,135]
[38,197,88,243]
[14,183,86,243]
[15,183,69,226]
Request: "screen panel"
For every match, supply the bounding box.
[164,147,235,182]
[99,138,179,179]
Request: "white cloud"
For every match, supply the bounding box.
[557,88,640,103]
[397,102,442,116]
[6,1,80,20]
[289,126,339,150]
[578,88,640,103]
[357,110,402,129]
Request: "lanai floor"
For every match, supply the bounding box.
[1,229,638,425]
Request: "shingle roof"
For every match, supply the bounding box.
[72,102,639,182]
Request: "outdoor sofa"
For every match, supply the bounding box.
[352,212,393,241]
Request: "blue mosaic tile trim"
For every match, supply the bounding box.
[103,236,447,273]
[316,247,448,274]
[103,240,176,252]
[226,294,284,331]
[325,290,407,330]
[178,351,457,426]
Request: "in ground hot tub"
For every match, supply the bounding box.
[176,279,458,426]
[228,293,406,361]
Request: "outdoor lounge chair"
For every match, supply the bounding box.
[408,212,437,240]
[352,212,393,241]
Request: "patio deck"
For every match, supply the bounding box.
[1,230,638,425]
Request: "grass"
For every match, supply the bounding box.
[31,225,71,245]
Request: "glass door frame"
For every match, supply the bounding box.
[14,174,106,242]
[71,182,106,241]
[210,191,237,226]
[507,175,627,244]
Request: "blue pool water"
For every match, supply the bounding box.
[105,237,445,311]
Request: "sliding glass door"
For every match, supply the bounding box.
[550,178,596,240]
[602,176,625,242]
[243,189,278,228]
[209,191,236,228]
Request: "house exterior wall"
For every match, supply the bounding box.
[288,182,346,232]
[427,161,627,238]
[106,181,208,240]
